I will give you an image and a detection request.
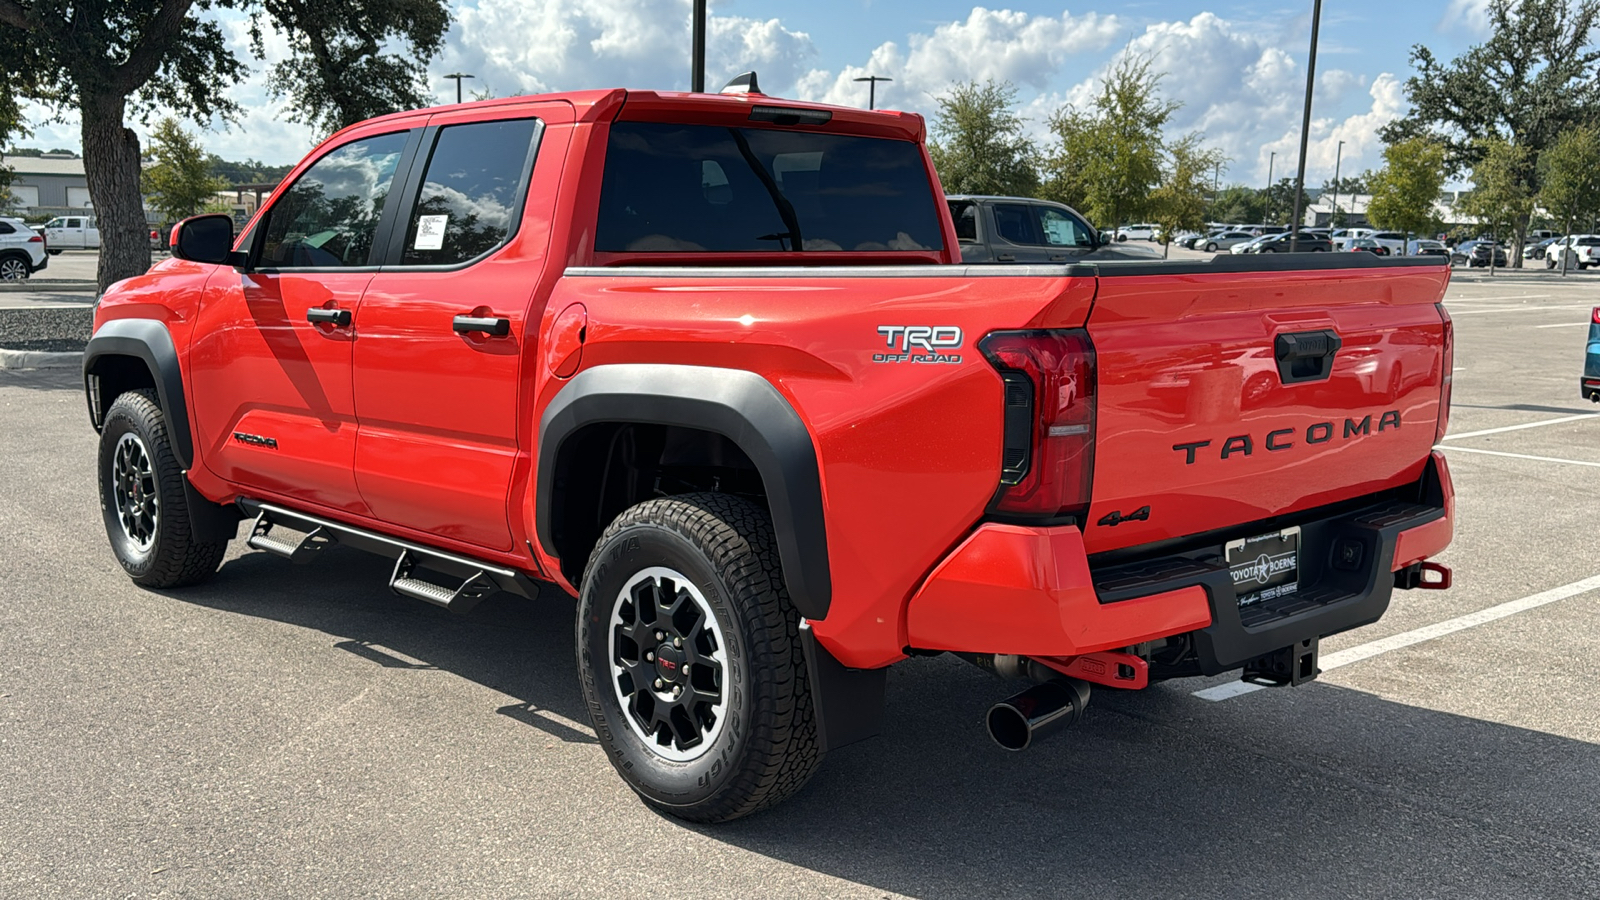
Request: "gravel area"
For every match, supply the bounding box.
[0,307,93,351]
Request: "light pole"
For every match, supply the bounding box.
[853,75,892,110]
[1329,139,1345,230]
[1289,0,1323,251]
[691,0,707,92]
[444,72,475,104]
[1265,151,1276,227]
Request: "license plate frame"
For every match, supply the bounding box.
[1226,526,1302,608]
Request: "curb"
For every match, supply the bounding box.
[0,281,97,294]
[0,348,83,370]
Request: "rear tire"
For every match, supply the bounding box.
[0,254,30,280]
[1205,242,1218,252]
[577,493,820,823]
[98,390,228,588]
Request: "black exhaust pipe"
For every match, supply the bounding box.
[986,678,1092,751]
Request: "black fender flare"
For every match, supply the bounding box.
[537,364,831,620]
[83,318,194,470]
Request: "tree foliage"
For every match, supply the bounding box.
[141,118,228,224]
[1262,178,1311,227]
[1538,125,1600,234]
[206,155,295,187]
[1366,138,1447,250]
[1,0,448,289]
[1151,135,1227,255]
[1041,56,1178,234]
[253,0,450,136]
[1458,138,1536,245]
[927,80,1039,197]
[1206,185,1266,226]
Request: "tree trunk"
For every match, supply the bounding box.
[1511,211,1529,269]
[81,94,152,292]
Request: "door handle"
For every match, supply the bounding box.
[1049,254,1070,262]
[453,315,510,337]
[996,253,1016,262]
[306,307,352,327]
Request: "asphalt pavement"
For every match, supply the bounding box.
[1,274,1599,897]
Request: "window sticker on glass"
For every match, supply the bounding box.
[415,214,449,251]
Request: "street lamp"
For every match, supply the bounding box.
[1265,151,1276,226]
[1288,0,1324,250]
[444,72,475,104]
[691,0,707,92]
[853,75,893,110]
[1329,139,1345,229]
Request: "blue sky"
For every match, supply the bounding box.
[13,1,1496,185]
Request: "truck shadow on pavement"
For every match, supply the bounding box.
[174,546,1600,897]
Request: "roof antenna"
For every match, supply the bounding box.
[721,72,762,95]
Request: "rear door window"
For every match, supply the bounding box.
[257,131,410,268]
[396,118,541,267]
[596,121,944,254]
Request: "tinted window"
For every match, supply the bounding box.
[259,131,409,268]
[994,203,1040,244]
[949,201,978,242]
[398,118,539,266]
[0,222,13,235]
[1036,207,1091,247]
[1577,237,1600,246]
[596,122,944,254]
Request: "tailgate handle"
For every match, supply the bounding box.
[1275,329,1342,384]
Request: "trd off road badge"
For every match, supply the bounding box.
[873,325,963,364]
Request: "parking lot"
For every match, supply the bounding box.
[1,270,1598,897]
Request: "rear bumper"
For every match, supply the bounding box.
[907,452,1455,675]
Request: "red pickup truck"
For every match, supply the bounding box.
[84,82,1455,823]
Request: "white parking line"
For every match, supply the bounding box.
[1440,446,1600,468]
[1450,304,1598,315]
[1440,413,1600,440]
[1194,573,1600,701]
[1444,294,1550,303]
[1533,322,1591,328]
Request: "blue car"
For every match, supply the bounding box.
[1586,307,1600,402]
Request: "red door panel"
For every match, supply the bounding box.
[190,272,372,514]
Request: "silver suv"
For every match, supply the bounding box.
[0,217,48,280]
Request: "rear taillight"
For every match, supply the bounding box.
[1591,306,1600,324]
[1435,305,1453,445]
[980,330,1097,524]
[27,235,41,243]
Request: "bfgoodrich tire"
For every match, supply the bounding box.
[576,493,820,823]
[97,389,228,588]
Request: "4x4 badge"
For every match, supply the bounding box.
[1098,506,1150,527]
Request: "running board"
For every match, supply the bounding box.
[239,500,539,612]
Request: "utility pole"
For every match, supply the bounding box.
[1329,139,1345,230]
[691,0,707,92]
[1265,151,1276,227]
[853,75,893,110]
[444,72,475,104]
[1289,0,1323,251]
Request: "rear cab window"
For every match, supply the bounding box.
[594,116,945,263]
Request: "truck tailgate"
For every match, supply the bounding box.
[1082,261,1450,555]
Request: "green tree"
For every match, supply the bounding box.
[1151,135,1227,257]
[1383,0,1600,265]
[0,88,24,207]
[1538,125,1600,271]
[1,0,449,290]
[1458,137,1536,273]
[1041,55,1178,236]
[1262,178,1311,227]
[927,80,1039,197]
[253,0,449,136]
[1366,138,1447,253]
[1206,185,1266,226]
[141,118,228,224]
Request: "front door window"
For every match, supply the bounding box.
[258,132,410,268]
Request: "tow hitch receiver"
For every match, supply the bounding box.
[1242,637,1320,687]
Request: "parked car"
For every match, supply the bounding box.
[1546,234,1600,269]
[1367,231,1409,255]
[946,196,1160,263]
[1346,238,1390,256]
[1239,231,1333,253]
[42,215,100,252]
[0,216,49,280]
[1230,234,1275,254]
[1585,306,1600,402]
[1407,239,1450,258]
[1200,230,1258,252]
[1330,228,1373,251]
[1524,236,1563,260]
[80,81,1457,823]
[1109,223,1157,241]
[1457,240,1507,267]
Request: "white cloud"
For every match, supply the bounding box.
[1439,0,1493,34]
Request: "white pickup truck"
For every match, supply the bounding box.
[41,215,100,252]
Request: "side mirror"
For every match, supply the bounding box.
[171,214,242,266]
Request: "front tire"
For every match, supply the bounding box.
[1205,242,1218,252]
[98,390,227,588]
[577,493,820,823]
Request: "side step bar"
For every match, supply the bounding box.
[240,500,539,613]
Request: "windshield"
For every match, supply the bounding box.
[596,122,945,255]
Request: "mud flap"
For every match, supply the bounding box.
[799,621,887,753]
